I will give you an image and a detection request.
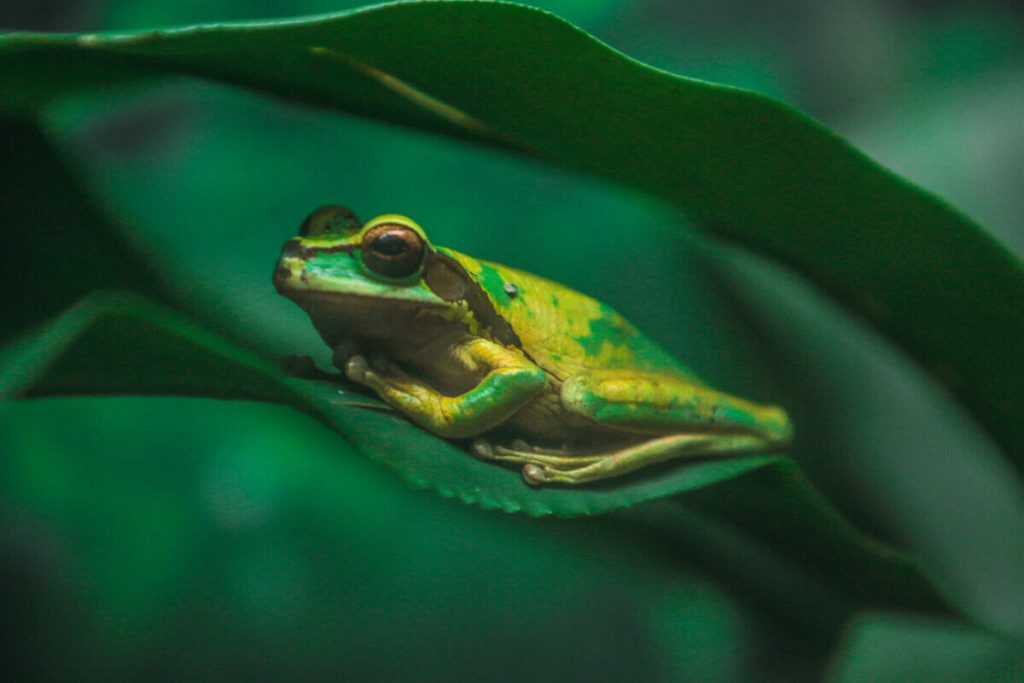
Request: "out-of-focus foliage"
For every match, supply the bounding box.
[2,1,1023,681]
[2,397,756,682]
[827,614,1024,682]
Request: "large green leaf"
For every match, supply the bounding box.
[1,1,1022,467]
[2,290,777,517]
[3,291,954,634]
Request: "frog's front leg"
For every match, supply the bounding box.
[345,338,547,439]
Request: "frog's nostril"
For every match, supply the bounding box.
[280,239,302,258]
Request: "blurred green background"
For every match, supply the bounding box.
[2,0,1023,680]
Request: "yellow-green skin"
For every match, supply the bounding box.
[274,211,792,486]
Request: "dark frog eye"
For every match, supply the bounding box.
[299,205,362,237]
[361,223,426,279]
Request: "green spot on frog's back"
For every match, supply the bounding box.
[573,304,621,355]
[476,262,513,307]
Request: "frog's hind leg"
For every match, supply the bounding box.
[473,434,769,486]
[518,432,771,486]
[561,370,792,443]
[472,369,792,486]
[472,439,606,471]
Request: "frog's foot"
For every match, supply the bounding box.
[346,355,429,410]
[471,439,605,484]
[346,353,403,383]
[482,432,775,486]
[481,439,577,457]
[345,354,371,384]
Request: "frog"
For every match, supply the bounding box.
[273,205,792,486]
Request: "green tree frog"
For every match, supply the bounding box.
[274,206,792,486]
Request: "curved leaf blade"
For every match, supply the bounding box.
[2,292,954,626]
[2,291,774,517]
[2,2,1020,467]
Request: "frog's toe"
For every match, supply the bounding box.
[521,462,596,486]
[471,438,494,459]
[521,463,550,486]
[345,355,370,383]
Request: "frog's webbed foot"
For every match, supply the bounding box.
[344,354,370,383]
[345,353,407,385]
[475,433,773,486]
[471,439,606,486]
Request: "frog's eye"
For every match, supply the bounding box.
[361,223,426,279]
[300,205,362,237]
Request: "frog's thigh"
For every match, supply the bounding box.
[347,339,546,439]
[561,369,788,437]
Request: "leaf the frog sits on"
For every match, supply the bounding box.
[274,205,791,486]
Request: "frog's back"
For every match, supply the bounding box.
[439,248,696,381]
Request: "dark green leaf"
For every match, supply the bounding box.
[2,1,1022,466]
[626,462,955,640]
[2,290,776,517]
[2,290,301,405]
[2,292,954,633]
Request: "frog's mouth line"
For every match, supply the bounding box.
[273,250,445,310]
[278,287,446,311]
[279,238,355,260]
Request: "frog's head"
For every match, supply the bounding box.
[274,205,468,345]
